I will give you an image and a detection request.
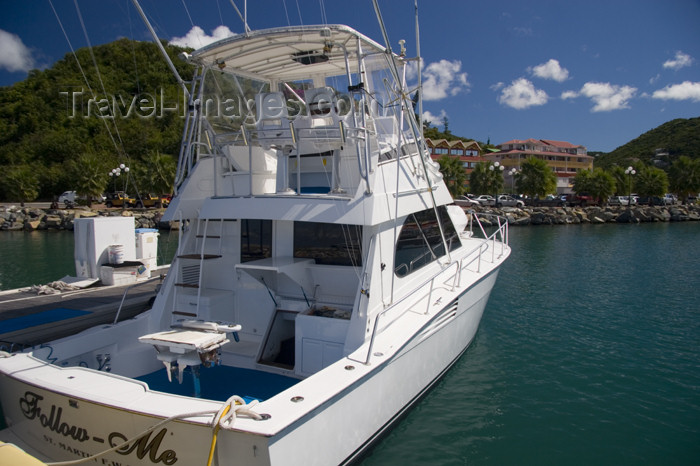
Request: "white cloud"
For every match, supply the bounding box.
[529,59,569,82]
[561,90,578,100]
[421,59,470,101]
[422,109,447,126]
[0,29,35,73]
[579,82,637,112]
[170,25,235,49]
[652,81,700,102]
[498,78,548,109]
[663,51,693,70]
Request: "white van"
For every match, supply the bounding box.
[58,191,77,204]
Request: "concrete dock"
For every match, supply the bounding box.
[0,272,166,351]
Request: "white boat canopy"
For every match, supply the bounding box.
[189,24,389,82]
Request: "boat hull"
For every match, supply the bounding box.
[0,269,499,465]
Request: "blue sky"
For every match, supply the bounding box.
[1,0,699,152]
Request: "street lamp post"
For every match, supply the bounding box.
[625,166,636,207]
[489,161,505,204]
[508,167,518,194]
[109,165,130,193]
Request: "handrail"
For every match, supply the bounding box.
[357,212,508,365]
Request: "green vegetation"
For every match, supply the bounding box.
[572,168,615,204]
[0,38,193,202]
[516,157,557,197]
[437,155,467,197]
[634,165,669,198]
[668,156,700,201]
[595,117,700,169]
[469,162,504,196]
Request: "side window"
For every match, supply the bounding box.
[294,222,363,266]
[241,219,272,263]
[394,206,458,277]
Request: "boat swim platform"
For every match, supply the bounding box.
[0,269,167,351]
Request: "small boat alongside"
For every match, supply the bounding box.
[0,5,510,465]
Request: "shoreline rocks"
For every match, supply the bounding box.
[0,207,176,231]
[1,204,699,231]
[470,204,700,226]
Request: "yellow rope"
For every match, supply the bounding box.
[206,404,231,466]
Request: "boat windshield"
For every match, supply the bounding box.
[201,69,270,134]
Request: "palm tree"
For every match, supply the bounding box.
[436,155,467,197]
[587,168,616,204]
[3,165,39,207]
[469,161,504,196]
[516,157,557,197]
[69,152,110,207]
[669,156,700,203]
[635,165,668,202]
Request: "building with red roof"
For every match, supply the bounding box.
[484,138,594,194]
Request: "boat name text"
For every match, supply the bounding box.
[19,391,179,464]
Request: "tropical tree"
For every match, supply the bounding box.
[587,168,616,204]
[608,165,630,195]
[634,165,668,200]
[132,151,177,195]
[68,152,110,207]
[516,157,557,197]
[469,161,504,196]
[668,156,700,203]
[3,164,39,206]
[436,155,466,197]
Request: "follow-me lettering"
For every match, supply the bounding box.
[19,391,178,464]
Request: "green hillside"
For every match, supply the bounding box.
[0,38,193,201]
[595,117,700,168]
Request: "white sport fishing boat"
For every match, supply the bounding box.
[0,8,510,465]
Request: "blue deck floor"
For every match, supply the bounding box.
[0,308,90,333]
[136,364,300,402]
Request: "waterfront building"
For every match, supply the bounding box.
[485,139,594,194]
[426,138,484,190]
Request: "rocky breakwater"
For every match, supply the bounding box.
[470,204,700,226]
[0,206,174,231]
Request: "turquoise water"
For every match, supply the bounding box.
[0,229,179,290]
[1,224,698,464]
[360,223,700,465]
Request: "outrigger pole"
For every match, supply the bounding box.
[130,0,189,94]
[415,0,424,138]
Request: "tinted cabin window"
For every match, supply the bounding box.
[294,222,362,266]
[241,219,272,263]
[394,206,459,277]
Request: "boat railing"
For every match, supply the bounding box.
[203,113,377,196]
[357,212,508,365]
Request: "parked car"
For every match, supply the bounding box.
[636,196,665,206]
[562,193,595,207]
[58,191,77,207]
[105,192,136,208]
[608,196,629,206]
[526,195,565,207]
[453,195,481,208]
[664,194,678,205]
[57,191,105,207]
[134,193,169,208]
[495,195,524,208]
[474,195,496,206]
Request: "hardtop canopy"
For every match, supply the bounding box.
[189,24,389,82]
